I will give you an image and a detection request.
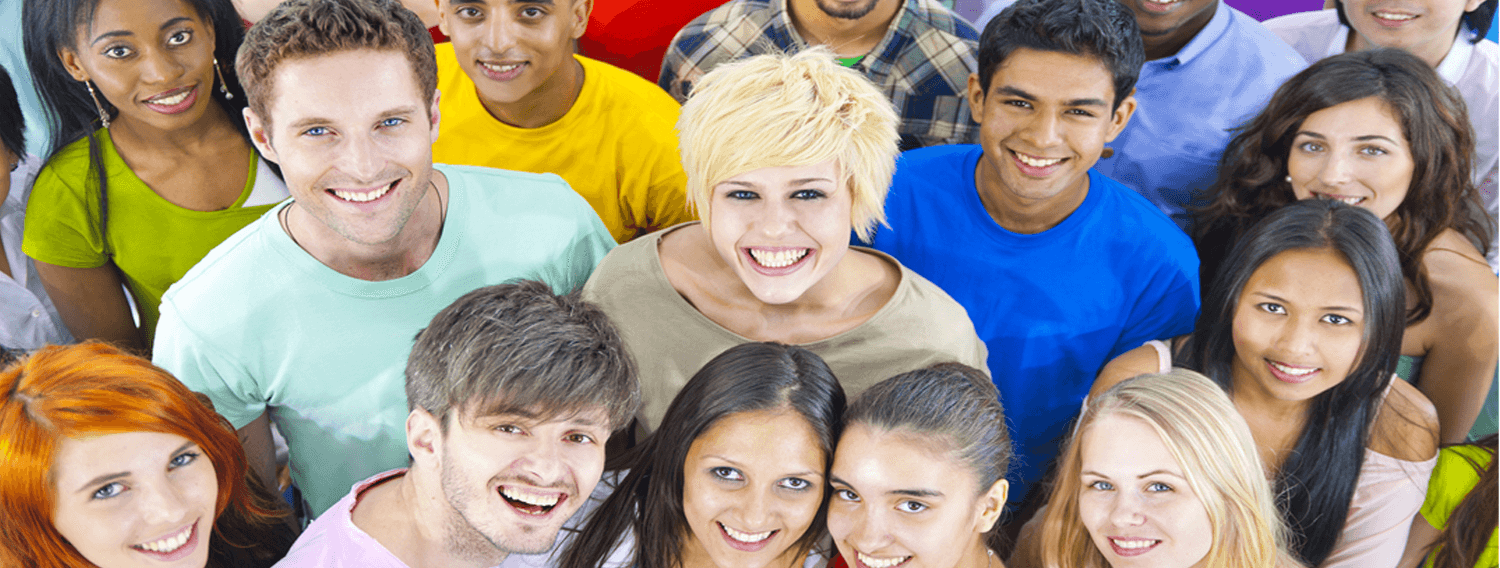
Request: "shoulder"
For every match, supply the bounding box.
[1422,230,1498,326]
[442,164,578,205]
[1089,172,1197,255]
[884,252,970,317]
[1369,378,1440,462]
[895,145,978,180]
[674,0,770,39]
[35,136,97,183]
[162,210,282,308]
[1219,6,1309,72]
[583,231,667,300]
[577,56,681,130]
[1262,9,1340,61]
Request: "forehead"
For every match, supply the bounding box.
[1080,413,1180,474]
[263,49,425,126]
[717,160,841,187]
[1300,97,1407,140]
[1243,248,1363,305]
[80,0,204,42]
[51,431,196,486]
[989,48,1116,103]
[689,408,825,466]
[457,401,611,429]
[832,424,973,487]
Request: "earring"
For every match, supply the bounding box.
[213,58,233,100]
[1285,175,1293,183]
[85,80,110,129]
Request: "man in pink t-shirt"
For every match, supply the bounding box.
[275,278,639,568]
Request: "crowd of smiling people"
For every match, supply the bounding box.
[0,0,1496,567]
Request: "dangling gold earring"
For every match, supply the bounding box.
[214,58,233,99]
[85,80,110,128]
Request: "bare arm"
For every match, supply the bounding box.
[1414,247,1498,443]
[33,260,144,352]
[1395,514,1440,568]
[1091,339,1176,399]
[239,411,277,496]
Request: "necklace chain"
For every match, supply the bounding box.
[279,179,444,251]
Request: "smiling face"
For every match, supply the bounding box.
[1229,247,1366,406]
[680,408,826,568]
[1342,0,1484,63]
[1287,96,1414,221]
[812,0,889,19]
[1113,0,1219,54]
[968,49,1135,228]
[433,405,612,554]
[708,159,852,305]
[827,425,1004,568]
[58,0,218,132]
[247,48,440,249]
[438,0,588,111]
[1077,413,1211,568]
[50,431,218,568]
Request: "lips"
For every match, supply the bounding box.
[1370,9,1418,26]
[499,485,566,517]
[130,521,199,562]
[327,180,397,204]
[717,522,777,552]
[1310,191,1366,206]
[479,60,526,82]
[1139,0,1182,13]
[1107,537,1160,557]
[743,247,813,276]
[854,551,912,568]
[142,85,199,115]
[1266,359,1320,384]
[1011,149,1066,177]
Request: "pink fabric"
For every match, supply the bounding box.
[273,469,411,568]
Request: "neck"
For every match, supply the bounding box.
[973,161,1087,234]
[787,0,901,57]
[107,96,241,154]
[1227,366,1313,423]
[286,170,448,281]
[394,467,510,568]
[1346,25,1458,68]
[480,56,585,129]
[1139,2,1217,61]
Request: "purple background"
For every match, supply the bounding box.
[1223,0,1325,21]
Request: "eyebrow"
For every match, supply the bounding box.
[995,85,1108,108]
[1248,291,1361,314]
[76,441,196,493]
[828,475,938,497]
[285,106,422,132]
[91,17,194,46]
[1295,131,1401,146]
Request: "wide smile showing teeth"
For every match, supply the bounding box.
[720,523,775,544]
[748,248,809,269]
[1269,361,1318,376]
[500,486,563,515]
[1313,192,1365,206]
[1109,537,1158,549]
[481,62,523,74]
[857,552,911,568]
[133,524,192,554]
[1373,11,1416,21]
[147,88,192,106]
[1014,151,1064,168]
[330,183,393,203]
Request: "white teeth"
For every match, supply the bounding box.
[1015,152,1063,168]
[1315,193,1364,206]
[501,487,561,508]
[1374,11,1416,21]
[857,552,910,568]
[134,525,190,553]
[482,62,522,74]
[1270,361,1317,376]
[748,248,809,269]
[330,184,392,203]
[1110,538,1157,549]
[721,523,774,543]
[149,89,191,106]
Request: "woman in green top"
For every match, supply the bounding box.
[21,0,287,351]
[1398,434,1498,568]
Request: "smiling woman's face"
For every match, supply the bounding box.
[51,430,218,568]
[1287,96,1413,221]
[679,407,826,568]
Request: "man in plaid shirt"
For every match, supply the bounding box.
[660,0,980,150]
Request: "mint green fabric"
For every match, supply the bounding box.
[153,164,614,517]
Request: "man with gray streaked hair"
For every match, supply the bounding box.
[275,280,640,568]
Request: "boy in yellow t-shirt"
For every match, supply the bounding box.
[432,0,694,243]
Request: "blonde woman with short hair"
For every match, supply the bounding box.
[582,48,987,433]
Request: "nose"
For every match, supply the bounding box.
[514,437,567,486]
[844,506,893,553]
[1273,314,1317,357]
[139,48,186,85]
[484,12,520,55]
[336,133,385,184]
[1315,150,1353,188]
[137,479,190,526]
[736,485,774,528]
[758,197,797,238]
[1107,492,1145,527]
[1018,110,1063,149]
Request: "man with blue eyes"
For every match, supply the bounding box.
[429,0,694,244]
[151,0,614,520]
[275,280,640,567]
[865,0,1200,512]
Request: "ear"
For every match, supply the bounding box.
[59,48,90,82]
[243,107,279,164]
[1465,0,1483,12]
[1104,89,1137,143]
[975,478,1008,533]
[966,72,985,125]
[429,89,442,144]
[434,0,450,36]
[407,408,443,467]
[570,0,593,39]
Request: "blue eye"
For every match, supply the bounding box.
[1147,482,1173,492]
[791,189,826,200]
[1087,480,1114,491]
[169,452,200,469]
[380,117,405,128]
[92,482,125,500]
[302,126,329,137]
[1297,141,1324,153]
[726,190,757,200]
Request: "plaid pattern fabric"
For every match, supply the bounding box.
[660,0,980,150]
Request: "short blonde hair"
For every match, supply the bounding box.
[677,48,900,242]
[1039,369,1299,568]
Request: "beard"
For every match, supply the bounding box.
[439,458,562,559]
[815,0,883,20]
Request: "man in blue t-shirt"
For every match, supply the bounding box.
[867,0,1200,507]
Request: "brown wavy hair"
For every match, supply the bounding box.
[1426,434,1497,568]
[1193,48,1491,325]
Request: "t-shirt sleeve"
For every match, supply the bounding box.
[1419,447,1487,531]
[21,160,109,268]
[1322,454,1435,568]
[634,138,695,237]
[547,198,618,294]
[152,298,267,429]
[1112,245,1200,362]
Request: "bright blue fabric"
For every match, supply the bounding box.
[1093,3,1307,228]
[867,145,1202,503]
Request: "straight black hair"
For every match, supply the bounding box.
[977,0,1144,110]
[1180,199,1406,566]
[560,342,846,568]
[0,66,24,157]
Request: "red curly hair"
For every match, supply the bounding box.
[0,342,284,567]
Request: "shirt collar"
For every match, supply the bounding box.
[774,0,917,72]
[1330,20,1477,83]
[1156,1,1231,65]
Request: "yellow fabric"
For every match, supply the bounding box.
[1420,445,1497,568]
[433,45,694,243]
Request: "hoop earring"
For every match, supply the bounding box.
[86,80,110,129]
[214,58,233,99]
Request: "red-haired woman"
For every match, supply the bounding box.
[0,342,294,567]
